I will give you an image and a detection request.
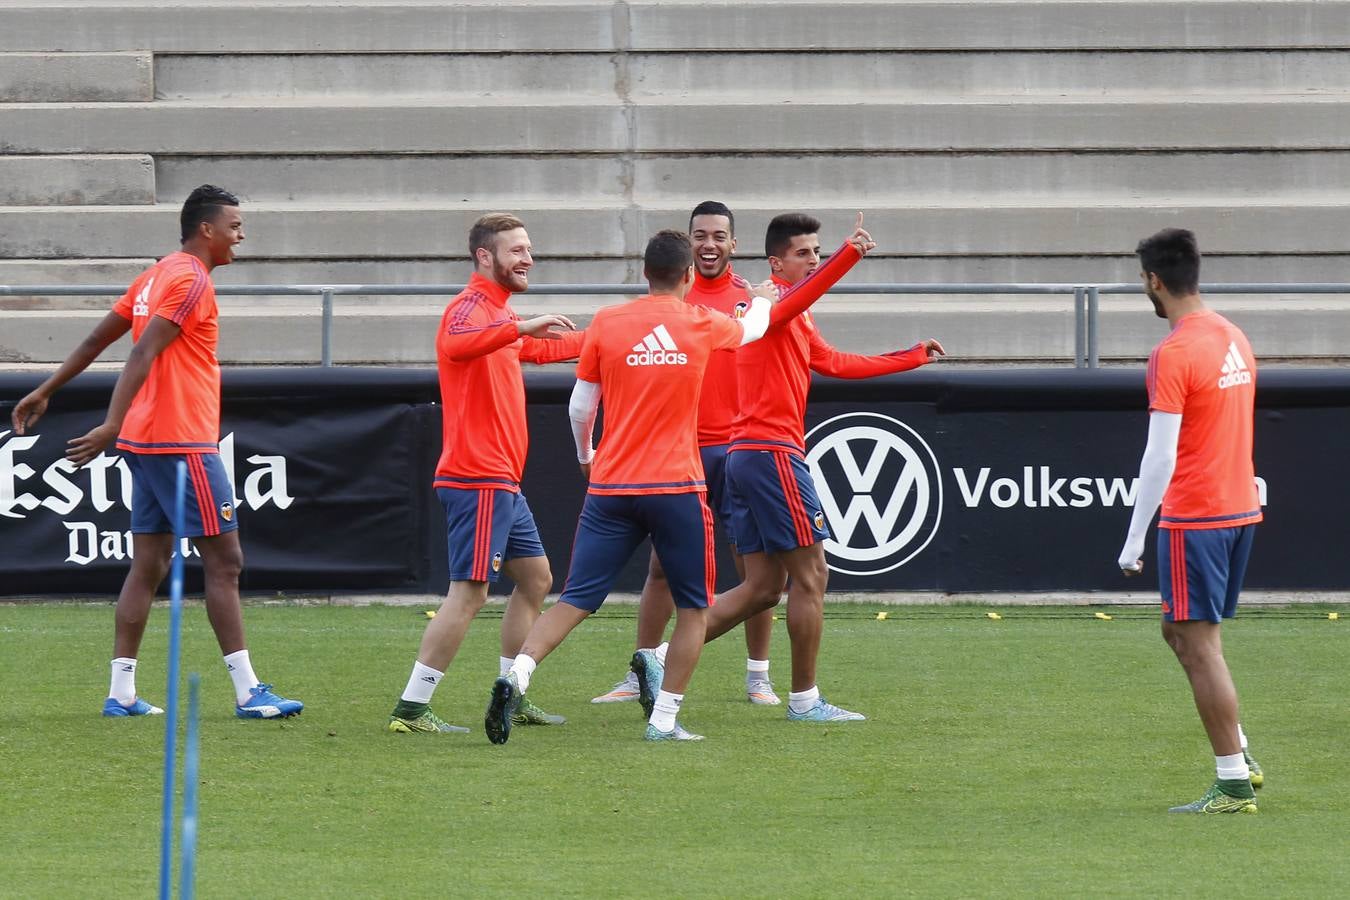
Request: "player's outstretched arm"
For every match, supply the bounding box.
[11,311,131,435]
[1117,411,1181,575]
[567,378,602,478]
[767,211,875,328]
[521,320,585,365]
[808,330,945,379]
[67,315,180,466]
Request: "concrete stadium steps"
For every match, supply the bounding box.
[0,100,628,154]
[5,296,1346,366]
[154,155,630,204]
[8,255,1350,305]
[7,202,1350,259]
[9,96,1350,155]
[0,52,151,102]
[152,50,1350,101]
[0,155,153,205]
[144,151,1350,204]
[3,2,1349,54]
[153,52,620,100]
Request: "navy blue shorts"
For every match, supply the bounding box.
[126,452,238,538]
[438,487,545,583]
[560,492,715,613]
[700,443,735,542]
[725,449,830,555]
[1157,525,1256,623]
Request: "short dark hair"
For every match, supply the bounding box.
[180,184,239,243]
[1136,228,1201,295]
[765,212,821,258]
[469,213,526,260]
[689,200,734,236]
[644,229,693,291]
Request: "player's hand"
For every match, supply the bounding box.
[1120,560,1144,577]
[11,390,49,434]
[847,212,876,255]
[519,315,576,339]
[66,423,119,467]
[747,279,780,302]
[921,338,946,360]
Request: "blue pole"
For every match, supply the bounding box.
[159,460,189,900]
[181,672,201,900]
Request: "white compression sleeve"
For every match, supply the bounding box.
[1118,411,1181,569]
[738,296,771,345]
[568,378,601,464]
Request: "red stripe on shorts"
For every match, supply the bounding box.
[701,498,717,606]
[474,489,495,581]
[773,451,813,547]
[1172,529,1188,621]
[189,455,218,537]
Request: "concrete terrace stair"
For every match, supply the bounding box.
[2,0,1350,365]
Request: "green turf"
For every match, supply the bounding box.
[1,602,1345,898]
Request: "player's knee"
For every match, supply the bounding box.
[519,565,553,601]
[205,546,244,582]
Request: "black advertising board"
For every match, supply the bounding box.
[0,368,1343,596]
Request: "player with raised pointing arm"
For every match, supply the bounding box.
[486,217,875,744]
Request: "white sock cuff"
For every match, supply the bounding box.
[746,658,770,673]
[401,661,444,704]
[1237,723,1249,751]
[788,686,820,703]
[224,649,261,705]
[1216,752,1249,781]
[654,642,669,665]
[510,654,537,692]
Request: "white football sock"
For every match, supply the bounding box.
[499,656,514,677]
[110,657,138,705]
[747,658,769,681]
[223,649,260,705]
[649,689,683,732]
[509,654,537,693]
[1217,752,1249,781]
[788,685,820,714]
[1237,723,1249,751]
[654,642,669,666]
[401,661,443,704]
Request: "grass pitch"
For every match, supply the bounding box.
[1,602,1346,898]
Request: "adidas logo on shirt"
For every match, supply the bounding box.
[1217,341,1252,389]
[626,324,688,366]
[132,277,155,317]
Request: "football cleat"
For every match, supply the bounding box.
[746,678,782,706]
[485,673,522,745]
[630,649,665,719]
[1245,750,1265,789]
[235,683,304,719]
[644,722,705,742]
[786,698,866,723]
[388,706,469,734]
[512,696,566,726]
[1168,779,1258,814]
[591,673,640,704]
[102,697,164,717]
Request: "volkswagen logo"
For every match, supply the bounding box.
[805,412,942,576]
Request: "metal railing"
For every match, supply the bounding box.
[4,282,1348,368]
